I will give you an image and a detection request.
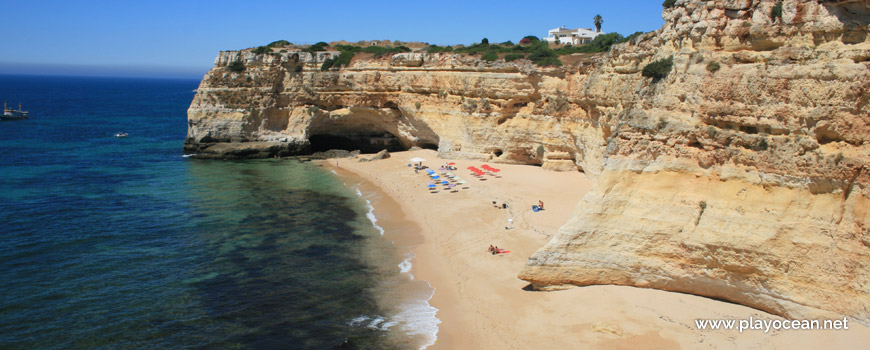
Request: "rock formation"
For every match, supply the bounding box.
[187,0,870,325]
[518,0,870,325]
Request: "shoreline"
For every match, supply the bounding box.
[331,167,440,349]
[324,149,870,349]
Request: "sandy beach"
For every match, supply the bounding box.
[327,149,870,349]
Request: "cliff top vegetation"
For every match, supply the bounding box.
[245,31,645,68]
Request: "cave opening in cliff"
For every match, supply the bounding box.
[418,142,438,151]
[308,133,407,154]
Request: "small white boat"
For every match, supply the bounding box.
[114,132,128,138]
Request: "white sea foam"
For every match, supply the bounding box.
[347,286,439,349]
[398,253,415,280]
[349,316,368,327]
[331,169,338,175]
[363,197,385,236]
[348,315,397,331]
[181,154,195,158]
[394,282,440,350]
[348,186,439,349]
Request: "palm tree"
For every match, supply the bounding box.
[593,14,603,33]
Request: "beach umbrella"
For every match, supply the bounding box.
[432,175,440,180]
[410,157,426,162]
[427,183,436,188]
[448,162,456,165]
[442,181,449,185]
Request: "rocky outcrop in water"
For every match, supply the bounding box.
[187,0,870,324]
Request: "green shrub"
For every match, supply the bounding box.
[307,42,329,53]
[426,45,454,53]
[501,41,514,46]
[519,36,540,45]
[333,51,354,68]
[320,50,354,71]
[320,58,335,71]
[481,38,489,45]
[771,2,783,21]
[453,42,492,54]
[267,40,291,48]
[227,61,245,72]
[642,56,673,81]
[504,53,525,62]
[552,32,624,54]
[442,32,636,66]
[528,48,562,66]
[333,44,410,57]
[252,46,270,54]
[663,0,676,8]
[533,56,562,67]
[706,61,721,73]
[362,45,411,57]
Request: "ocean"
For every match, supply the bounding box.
[0,75,437,349]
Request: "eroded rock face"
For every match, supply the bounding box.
[520,0,870,325]
[187,0,870,324]
[187,48,607,170]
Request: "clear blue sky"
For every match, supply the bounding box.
[0,0,665,79]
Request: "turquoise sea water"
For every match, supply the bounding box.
[0,75,431,349]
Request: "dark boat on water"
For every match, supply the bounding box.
[2,102,29,120]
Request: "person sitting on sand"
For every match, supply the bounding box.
[492,246,499,255]
[538,200,544,210]
[488,245,495,253]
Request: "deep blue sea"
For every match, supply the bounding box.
[0,75,435,350]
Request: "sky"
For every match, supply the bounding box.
[0,0,665,79]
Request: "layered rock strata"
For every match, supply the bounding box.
[187,0,870,324]
[187,48,607,170]
[519,0,870,325]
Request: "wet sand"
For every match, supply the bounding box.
[326,149,870,349]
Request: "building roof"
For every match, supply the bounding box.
[548,26,598,36]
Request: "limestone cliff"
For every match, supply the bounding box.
[187,45,608,170]
[187,0,870,324]
[518,0,870,325]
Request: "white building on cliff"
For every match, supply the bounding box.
[544,25,601,45]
